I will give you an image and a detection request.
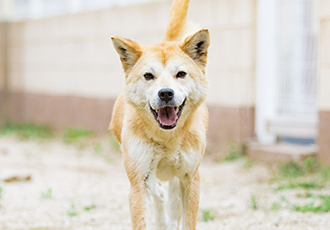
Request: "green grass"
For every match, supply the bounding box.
[320,165,330,181]
[243,158,254,170]
[271,157,330,191]
[275,180,325,191]
[41,188,52,199]
[62,127,92,145]
[249,194,258,210]
[109,135,121,153]
[201,209,215,222]
[278,161,305,178]
[292,194,330,213]
[271,202,281,211]
[0,123,54,141]
[264,157,330,213]
[84,204,97,211]
[225,143,242,162]
[67,204,78,217]
[93,143,104,155]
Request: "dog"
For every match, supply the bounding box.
[109,0,210,229]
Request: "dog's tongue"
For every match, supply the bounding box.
[158,107,177,126]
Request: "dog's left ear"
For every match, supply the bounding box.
[111,36,142,73]
[181,29,210,68]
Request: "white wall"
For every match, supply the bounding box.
[319,0,330,111]
[7,0,257,107]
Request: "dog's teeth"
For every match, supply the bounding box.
[156,109,159,113]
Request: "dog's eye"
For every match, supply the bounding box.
[176,71,186,79]
[144,73,154,81]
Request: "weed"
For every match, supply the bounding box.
[303,157,320,174]
[271,202,281,211]
[109,135,121,153]
[0,123,54,141]
[201,209,215,222]
[94,143,104,155]
[84,204,97,211]
[296,193,313,198]
[249,194,258,210]
[41,188,52,199]
[62,128,92,145]
[279,162,305,178]
[243,158,254,170]
[272,158,329,191]
[67,204,78,217]
[275,179,324,191]
[292,195,330,213]
[225,143,241,162]
[320,165,330,181]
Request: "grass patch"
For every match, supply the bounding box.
[243,158,254,170]
[275,180,325,191]
[109,135,121,153]
[271,202,281,211]
[67,204,78,217]
[62,128,92,146]
[84,204,97,211]
[225,143,242,162]
[41,188,52,199]
[201,209,215,222]
[93,143,104,155]
[271,157,330,191]
[292,194,330,213]
[0,123,54,141]
[320,165,330,181]
[278,161,305,178]
[249,194,258,210]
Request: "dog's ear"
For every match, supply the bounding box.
[111,36,142,72]
[181,29,210,68]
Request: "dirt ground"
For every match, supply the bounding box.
[0,137,330,230]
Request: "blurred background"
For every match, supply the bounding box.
[0,0,330,229]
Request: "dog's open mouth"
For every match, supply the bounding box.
[150,100,185,130]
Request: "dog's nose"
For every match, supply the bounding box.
[158,88,174,103]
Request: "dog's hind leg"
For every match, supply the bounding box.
[152,180,169,230]
[167,177,182,230]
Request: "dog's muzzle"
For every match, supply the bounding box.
[150,100,186,130]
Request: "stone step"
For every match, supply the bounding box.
[246,142,318,162]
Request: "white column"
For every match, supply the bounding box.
[255,0,278,143]
[0,0,13,21]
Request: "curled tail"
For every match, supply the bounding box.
[164,0,198,42]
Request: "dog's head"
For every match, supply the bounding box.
[111,29,210,130]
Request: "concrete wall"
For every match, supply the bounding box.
[3,0,257,153]
[318,0,330,162]
[0,23,4,90]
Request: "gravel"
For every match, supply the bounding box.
[0,137,329,229]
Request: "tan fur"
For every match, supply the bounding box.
[109,0,210,229]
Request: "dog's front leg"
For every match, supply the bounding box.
[180,171,200,230]
[123,148,154,229]
[128,179,151,230]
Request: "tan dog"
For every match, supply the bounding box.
[110,0,210,229]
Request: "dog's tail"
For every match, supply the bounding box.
[163,0,199,42]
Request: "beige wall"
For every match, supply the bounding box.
[0,23,5,89]
[319,0,330,111]
[7,0,256,108]
[318,0,330,163]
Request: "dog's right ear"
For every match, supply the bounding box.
[111,36,142,73]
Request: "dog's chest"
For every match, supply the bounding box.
[155,149,195,181]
